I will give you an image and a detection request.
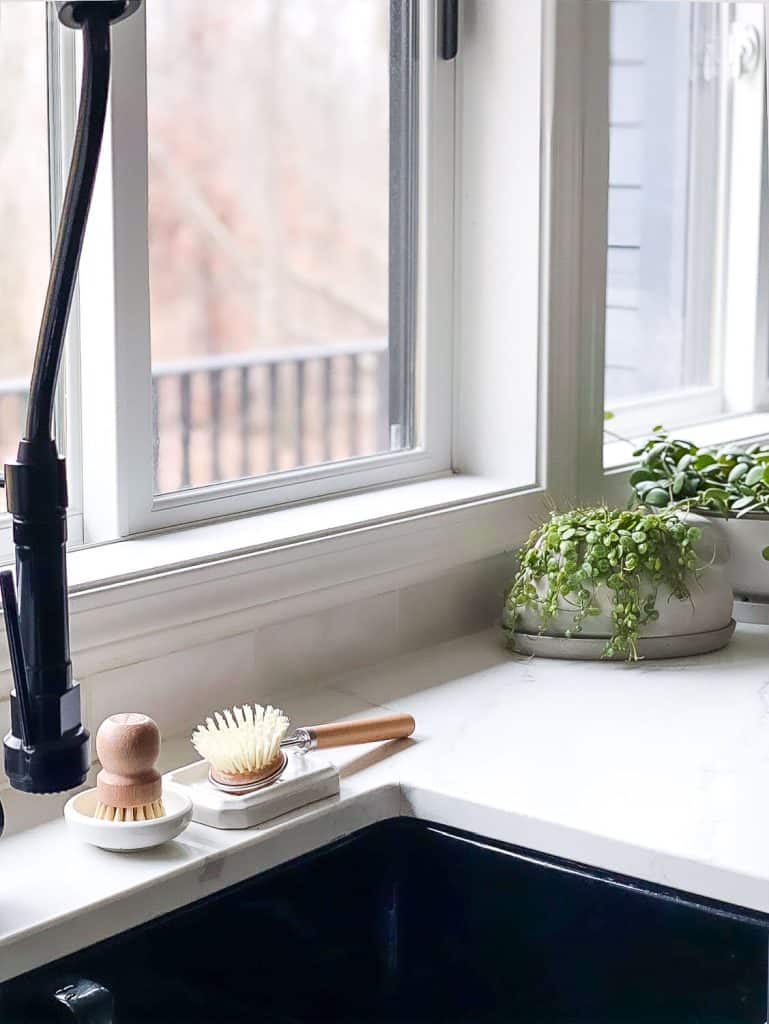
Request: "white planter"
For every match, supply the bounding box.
[689,511,769,602]
[515,561,734,641]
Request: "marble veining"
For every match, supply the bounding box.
[2,623,769,982]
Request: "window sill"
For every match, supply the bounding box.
[603,411,769,471]
[67,474,517,591]
[0,474,543,681]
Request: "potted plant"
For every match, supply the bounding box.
[629,428,769,604]
[503,506,734,661]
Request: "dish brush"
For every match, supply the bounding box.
[94,713,165,821]
[192,704,415,792]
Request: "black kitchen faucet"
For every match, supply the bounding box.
[1,2,142,810]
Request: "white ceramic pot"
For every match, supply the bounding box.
[689,511,769,601]
[515,522,734,641]
[64,786,193,851]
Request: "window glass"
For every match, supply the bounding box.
[604,1,724,406]
[146,0,412,494]
[0,2,49,464]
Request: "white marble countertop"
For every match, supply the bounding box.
[2,623,769,982]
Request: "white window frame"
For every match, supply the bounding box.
[3,0,549,574]
[544,0,769,507]
[70,0,454,539]
[602,4,732,439]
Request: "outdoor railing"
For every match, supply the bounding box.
[0,340,389,493]
[153,339,389,491]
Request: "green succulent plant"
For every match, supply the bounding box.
[629,427,769,559]
[503,506,702,661]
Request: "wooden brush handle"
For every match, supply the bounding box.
[96,713,162,809]
[309,713,415,749]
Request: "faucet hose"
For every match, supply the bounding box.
[25,11,111,444]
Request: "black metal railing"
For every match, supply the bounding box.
[0,340,390,493]
[152,339,389,491]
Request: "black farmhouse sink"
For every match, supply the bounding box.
[3,818,768,1022]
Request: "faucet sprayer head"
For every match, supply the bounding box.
[56,2,142,30]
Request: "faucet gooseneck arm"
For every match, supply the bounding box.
[2,2,142,796]
[25,13,111,445]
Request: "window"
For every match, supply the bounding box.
[600,1,768,449]
[542,0,769,508]
[0,0,465,551]
[543,0,769,494]
[604,2,723,412]
[146,1,409,495]
[75,0,453,540]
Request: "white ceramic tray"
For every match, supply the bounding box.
[165,753,340,829]
[511,620,736,661]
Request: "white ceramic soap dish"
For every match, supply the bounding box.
[64,787,193,851]
[165,753,339,829]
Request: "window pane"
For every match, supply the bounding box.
[604,1,724,406]
[0,2,49,464]
[147,0,412,495]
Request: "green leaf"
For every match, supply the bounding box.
[694,453,716,470]
[672,472,686,496]
[629,469,655,486]
[701,487,729,508]
[642,443,667,465]
[634,479,660,496]
[745,464,765,487]
[603,411,614,422]
[645,488,670,507]
[731,495,755,510]
[763,546,769,561]
[728,463,749,483]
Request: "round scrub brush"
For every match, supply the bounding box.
[192,705,290,790]
[192,703,416,793]
[94,713,165,822]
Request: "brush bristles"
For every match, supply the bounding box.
[94,800,165,822]
[191,703,290,774]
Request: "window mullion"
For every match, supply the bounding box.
[720,3,766,415]
[78,3,153,542]
[543,0,609,507]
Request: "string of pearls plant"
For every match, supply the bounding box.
[503,507,702,661]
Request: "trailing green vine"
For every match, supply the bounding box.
[503,507,702,661]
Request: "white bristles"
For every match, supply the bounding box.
[191,703,290,774]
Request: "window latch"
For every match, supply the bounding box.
[729,21,761,80]
[440,0,458,61]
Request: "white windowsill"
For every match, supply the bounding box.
[66,473,521,592]
[603,411,769,471]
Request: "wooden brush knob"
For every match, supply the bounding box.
[96,713,162,810]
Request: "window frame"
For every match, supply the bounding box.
[71,0,455,540]
[1,0,547,570]
[545,0,769,508]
